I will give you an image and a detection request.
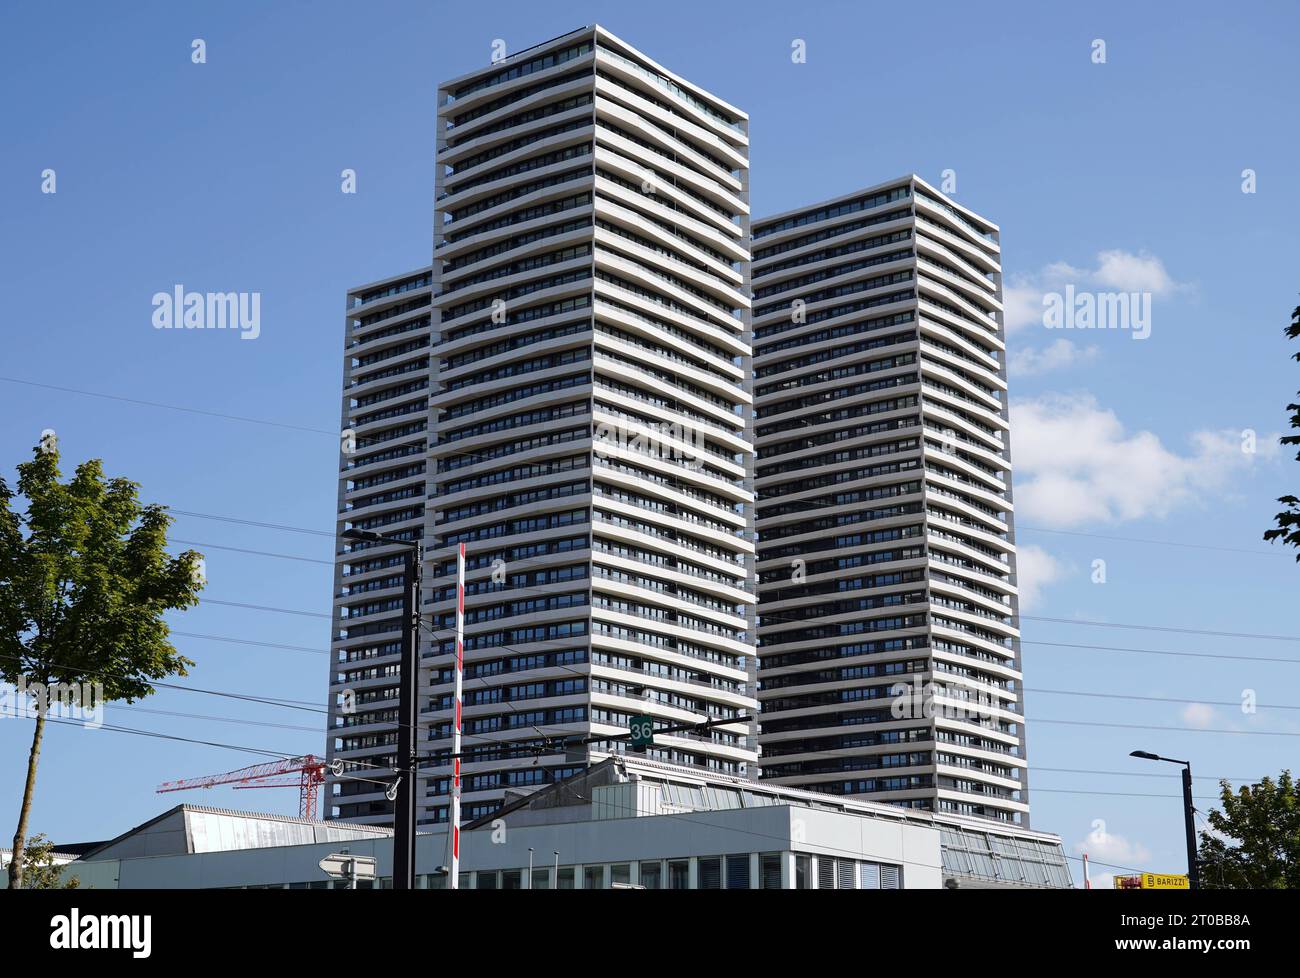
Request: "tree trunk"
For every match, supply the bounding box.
[8,712,46,890]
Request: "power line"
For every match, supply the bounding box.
[37,713,298,760]
[169,510,335,538]
[202,597,331,619]
[169,630,330,656]
[1033,766,1258,783]
[0,651,329,714]
[0,376,335,436]
[1027,716,1300,738]
[1031,787,1223,802]
[1021,638,1300,666]
[1021,615,1300,643]
[1025,686,1300,712]
[115,704,325,735]
[170,539,332,566]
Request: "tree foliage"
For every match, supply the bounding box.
[1,440,203,888]
[1264,303,1300,556]
[1198,770,1299,889]
[16,834,80,889]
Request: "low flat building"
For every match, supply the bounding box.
[62,756,1071,889]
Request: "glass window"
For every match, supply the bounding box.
[557,867,575,890]
[583,865,605,889]
[698,857,722,890]
[531,869,550,889]
[611,864,631,887]
[881,865,902,889]
[668,860,690,890]
[795,854,811,889]
[860,862,882,889]
[639,861,662,889]
[760,853,783,889]
[837,859,856,890]
[817,857,836,890]
[502,869,522,890]
[725,854,750,890]
[476,871,498,890]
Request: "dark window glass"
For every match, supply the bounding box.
[726,854,750,890]
[817,857,836,890]
[760,853,783,890]
[640,862,662,889]
[699,857,722,890]
[796,854,811,890]
[669,860,690,890]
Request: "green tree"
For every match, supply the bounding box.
[1264,303,1300,556]
[1198,770,1299,889]
[1,439,203,889]
[16,833,80,889]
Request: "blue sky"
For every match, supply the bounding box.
[1,0,1297,884]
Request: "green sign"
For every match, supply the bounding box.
[629,715,655,748]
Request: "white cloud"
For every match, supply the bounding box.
[1015,544,1064,611]
[1002,249,1187,338]
[1010,392,1275,528]
[1002,281,1046,335]
[1074,830,1151,870]
[1093,249,1178,296]
[1182,702,1217,729]
[1008,337,1099,377]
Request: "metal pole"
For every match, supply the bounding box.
[528,848,534,889]
[553,851,560,889]
[1182,765,1200,890]
[392,544,421,890]
[450,542,465,889]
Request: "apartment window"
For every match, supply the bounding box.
[816,857,836,890]
[795,854,811,889]
[760,853,783,889]
[881,865,903,889]
[837,859,856,890]
[639,861,662,889]
[668,860,690,890]
[583,865,605,889]
[698,857,722,890]
[725,854,751,890]
[860,862,882,889]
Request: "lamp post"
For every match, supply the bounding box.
[1130,750,1199,889]
[343,527,422,890]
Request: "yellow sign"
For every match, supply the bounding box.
[1142,873,1189,890]
[1113,873,1189,889]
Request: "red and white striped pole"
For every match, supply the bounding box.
[449,542,465,889]
[1082,851,1092,890]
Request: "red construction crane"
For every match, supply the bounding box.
[157,755,330,820]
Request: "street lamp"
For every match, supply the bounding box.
[1130,750,1199,889]
[342,528,422,891]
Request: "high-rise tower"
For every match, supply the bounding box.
[329,268,434,823]
[326,26,757,827]
[750,176,1028,825]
